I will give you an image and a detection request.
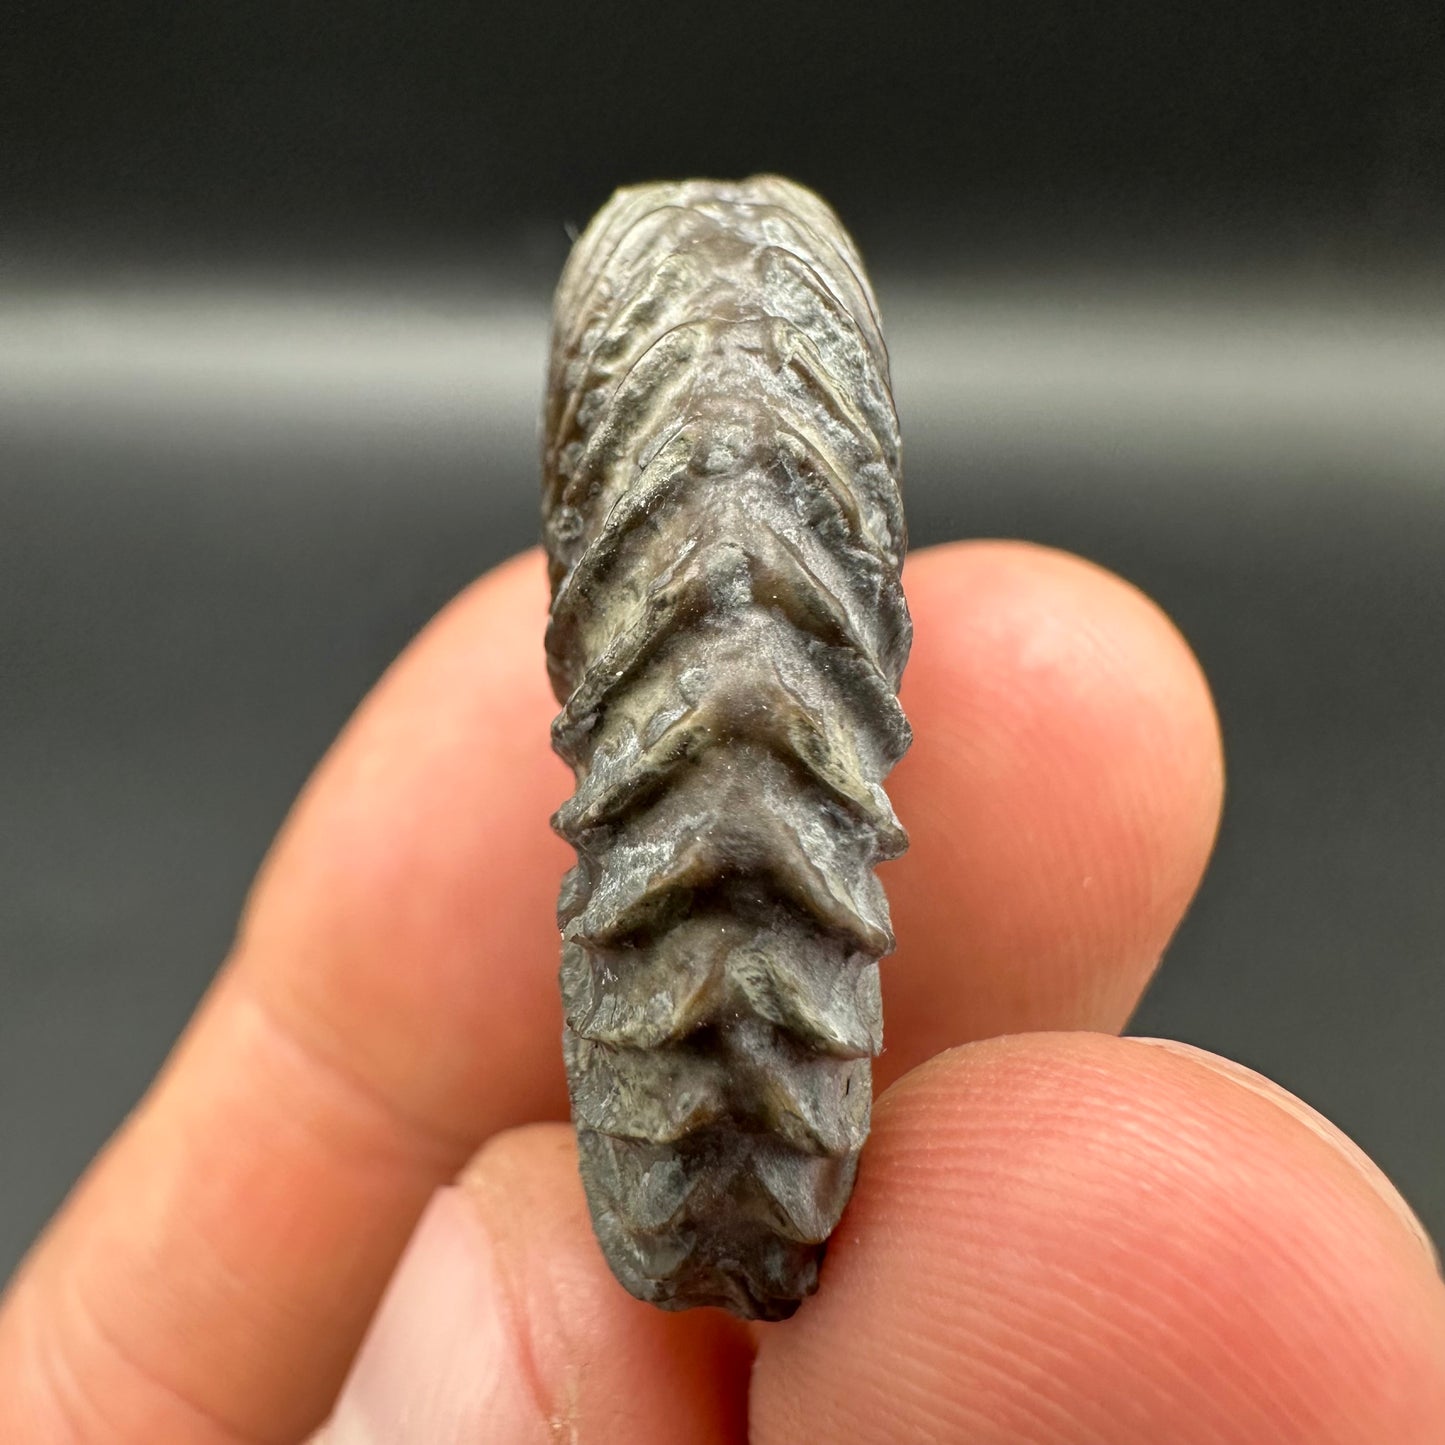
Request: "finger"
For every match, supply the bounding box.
[751,1034,1445,1445]
[882,541,1222,1085]
[322,1125,751,1445]
[0,539,1219,1442]
[242,540,1220,1145]
[0,550,573,1444]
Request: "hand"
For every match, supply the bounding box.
[2,542,1441,1444]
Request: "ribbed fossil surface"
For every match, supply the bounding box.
[542,175,911,1320]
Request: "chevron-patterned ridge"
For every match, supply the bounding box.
[542,175,910,1319]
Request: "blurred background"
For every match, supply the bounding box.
[2,1,1443,1277]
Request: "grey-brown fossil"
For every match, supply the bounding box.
[542,175,911,1320]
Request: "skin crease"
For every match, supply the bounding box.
[0,541,1440,1444]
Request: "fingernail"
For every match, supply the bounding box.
[1132,1037,1440,1271]
[326,1187,541,1445]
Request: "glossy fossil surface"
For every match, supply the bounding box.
[542,175,910,1319]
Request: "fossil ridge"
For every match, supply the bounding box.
[542,175,911,1320]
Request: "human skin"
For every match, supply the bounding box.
[1,541,1441,1443]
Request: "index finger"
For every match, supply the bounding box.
[0,550,574,1443]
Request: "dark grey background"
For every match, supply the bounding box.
[3,1,1443,1279]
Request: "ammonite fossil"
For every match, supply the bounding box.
[541,175,910,1320]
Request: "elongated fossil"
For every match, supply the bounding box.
[542,175,911,1320]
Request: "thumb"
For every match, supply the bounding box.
[318,1124,751,1445]
[319,1187,541,1443]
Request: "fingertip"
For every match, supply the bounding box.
[1130,1037,1440,1270]
[753,1033,1445,1445]
[251,547,561,932]
[903,540,1224,889]
[881,542,1223,1072]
